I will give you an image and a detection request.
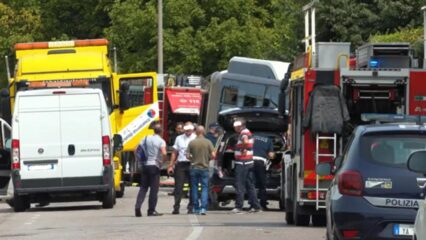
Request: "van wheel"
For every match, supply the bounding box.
[102,186,115,209]
[116,183,125,198]
[14,195,29,212]
[312,214,327,227]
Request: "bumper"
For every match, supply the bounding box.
[331,195,417,240]
[210,174,281,201]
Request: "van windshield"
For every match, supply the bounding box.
[361,133,426,168]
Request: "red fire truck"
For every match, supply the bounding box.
[283,2,426,226]
[158,75,208,176]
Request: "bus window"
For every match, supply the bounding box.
[264,86,280,108]
[236,82,265,107]
[220,87,238,110]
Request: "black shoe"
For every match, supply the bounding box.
[187,209,193,214]
[135,209,142,217]
[172,209,179,215]
[148,211,163,216]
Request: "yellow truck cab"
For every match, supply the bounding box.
[2,39,159,198]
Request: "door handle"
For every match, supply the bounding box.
[68,144,75,156]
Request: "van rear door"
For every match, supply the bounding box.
[19,95,62,186]
[60,93,103,184]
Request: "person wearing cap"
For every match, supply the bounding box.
[206,122,220,145]
[252,134,275,210]
[231,118,261,214]
[186,125,216,215]
[134,123,167,217]
[168,122,196,214]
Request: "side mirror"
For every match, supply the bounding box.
[407,150,426,174]
[119,82,130,112]
[278,92,286,117]
[0,89,11,124]
[113,134,123,153]
[334,156,344,170]
[316,163,332,176]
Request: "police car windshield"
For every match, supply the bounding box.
[361,134,426,168]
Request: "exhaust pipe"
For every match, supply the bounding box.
[422,6,426,69]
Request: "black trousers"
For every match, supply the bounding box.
[253,160,267,206]
[135,165,160,213]
[235,163,260,209]
[173,162,193,211]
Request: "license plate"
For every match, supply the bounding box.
[393,224,414,236]
[28,164,53,171]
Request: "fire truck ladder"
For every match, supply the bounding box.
[315,133,337,210]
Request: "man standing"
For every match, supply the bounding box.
[167,122,196,214]
[252,134,275,210]
[135,123,167,217]
[187,126,216,215]
[232,118,261,213]
[205,123,220,145]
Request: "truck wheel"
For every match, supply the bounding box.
[285,211,294,224]
[14,195,29,212]
[312,214,327,227]
[293,204,310,226]
[102,186,115,209]
[116,182,125,198]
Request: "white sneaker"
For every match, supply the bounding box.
[248,208,262,213]
[230,208,243,214]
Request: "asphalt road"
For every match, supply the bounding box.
[0,187,326,240]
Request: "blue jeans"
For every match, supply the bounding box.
[190,168,209,212]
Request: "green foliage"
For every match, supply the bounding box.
[317,0,424,49]
[0,2,42,87]
[0,0,425,80]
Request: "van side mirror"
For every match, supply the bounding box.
[119,82,130,112]
[407,150,426,174]
[113,134,123,153]
[316,163,331,176]
[0,89,11,124]
[334,156,344,170]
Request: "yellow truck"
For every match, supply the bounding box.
[2,39,159,198]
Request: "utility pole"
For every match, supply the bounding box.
[158,0,163,75]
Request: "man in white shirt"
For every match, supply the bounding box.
[168,122,196,214]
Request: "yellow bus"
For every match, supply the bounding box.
[3,39,158,198]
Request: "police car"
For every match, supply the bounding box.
[316,114,426,240]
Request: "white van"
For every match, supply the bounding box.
[11,88,119,212]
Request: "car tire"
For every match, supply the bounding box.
[13,195,29,212]
[312,214,327,227]
[116,182,125,198]
[208,190,220,210]
[102,185,115,209]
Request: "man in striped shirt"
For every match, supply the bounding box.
[231,118,261,214]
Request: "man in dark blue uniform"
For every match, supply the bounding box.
[252,134,274,210]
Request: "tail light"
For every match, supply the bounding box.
[338,170,363,196]
[342,229,359,238]
[11,139,20,170]
[102,136,111,166]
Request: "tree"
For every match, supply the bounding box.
[0,3,42,86]
[39,0,112,40]
[316,0,424,49]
